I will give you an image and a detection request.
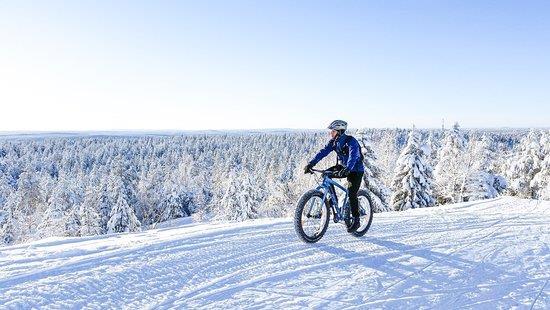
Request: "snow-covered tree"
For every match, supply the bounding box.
[373,129,404,187]
[531,130,550,199]
[262,157,318,218]
[64,206,81,237]
[157,167,193,223]
[79,185,102,236]
[505,130,543,198]
[106,166,141,233]
[426,131,441,167]
[0,177,14,245]
[107,194,141,233]
[0,128,530,244]
[16,166,43,216]
[37,182,70,238]
[262,181,293,218]
[462,172,498,201]
[391,129,435,211]
[434,122,467,204]
[462,135,506,201]
[0,198,15,245]
[97,179,111,234]
[164,160,196,219]
[357,129,391,212]
[136,164,165,225]
[214,170,260,221]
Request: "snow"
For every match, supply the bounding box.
[0,197,548,309]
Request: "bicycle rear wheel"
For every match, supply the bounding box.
[294,189,330,243]
[352,189,374,237]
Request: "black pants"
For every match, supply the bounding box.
[327,165,363,218]
[347,171,363,218]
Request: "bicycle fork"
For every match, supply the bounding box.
[322,187,343,224]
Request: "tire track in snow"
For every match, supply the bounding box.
[163,198,526,308]
[352,199,543,308]
[530,280,549,310]
[0,221,291,289]
[1,198,548,309]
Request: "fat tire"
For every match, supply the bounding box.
[352,189,374,237]
[294,189,330,243]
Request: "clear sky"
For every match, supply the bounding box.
[1,1,549,131]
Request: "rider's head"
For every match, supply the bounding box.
[328,120,347,139]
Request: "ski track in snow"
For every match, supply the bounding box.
[0,197,549,309]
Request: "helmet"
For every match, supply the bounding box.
[328,120,347,131]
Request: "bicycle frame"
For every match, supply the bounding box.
[314,171,349,223]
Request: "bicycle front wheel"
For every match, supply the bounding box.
[294,189,330,243]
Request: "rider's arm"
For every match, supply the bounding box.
[309,140,334,166]
[345,138,362,171]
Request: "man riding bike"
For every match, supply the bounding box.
[304,120,365,233]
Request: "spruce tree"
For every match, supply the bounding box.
[0,199,15,245]
[38,183,69,238]
[434,122,467,204]
[216,170,259,221]
[391,129,435,211]
[106,167,141,233]
[79,185,102,236]
[107,194,141,233]
[506,130,543,198]
[357,129,391,212]
[64,206,81,237]
[462,135,507,201]
[531,130,550,199]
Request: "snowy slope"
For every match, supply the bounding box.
[0,197,548,309]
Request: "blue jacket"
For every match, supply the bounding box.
[309,133,365,172]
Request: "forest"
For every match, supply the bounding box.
[1,125,548,245]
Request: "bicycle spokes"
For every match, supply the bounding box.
[301,196,325,237]
[357,196,371,230]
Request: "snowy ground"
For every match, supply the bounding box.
[0,197,548,309]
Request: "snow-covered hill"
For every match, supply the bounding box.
[1,197,548,309]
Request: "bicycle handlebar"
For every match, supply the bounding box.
[310,168,327,173]
[309,168,336,177]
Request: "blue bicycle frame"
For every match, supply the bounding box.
[312,169,350,223]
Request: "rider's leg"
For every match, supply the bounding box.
[347,171,364,218]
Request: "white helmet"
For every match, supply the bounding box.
[328,120,347,131]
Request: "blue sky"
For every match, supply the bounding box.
[1,1,549,131]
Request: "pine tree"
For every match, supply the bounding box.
[375,129,403,187]
[97,180,111,234]
[79,185,102,236]
[159,161,194,221]
[215,170,260,221]
[136,164,164,225]
[263,180,293,218]
[0,177,14,245]
[64,206,81,237]
[0,197,15,245]
[106,166,141,233]
[426,131,441,167]
[357,129,392,212]
[434,122,467,204]
[531,130,550,199]
[107,194,141,233]
[158,177,192,222]
[38,183,69,238]
[462,135,504,201]
[390,129,435,211]
[505,130,543,198]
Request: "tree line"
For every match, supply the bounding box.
[0,126,548,245]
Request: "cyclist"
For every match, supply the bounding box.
[304,120,365,233]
